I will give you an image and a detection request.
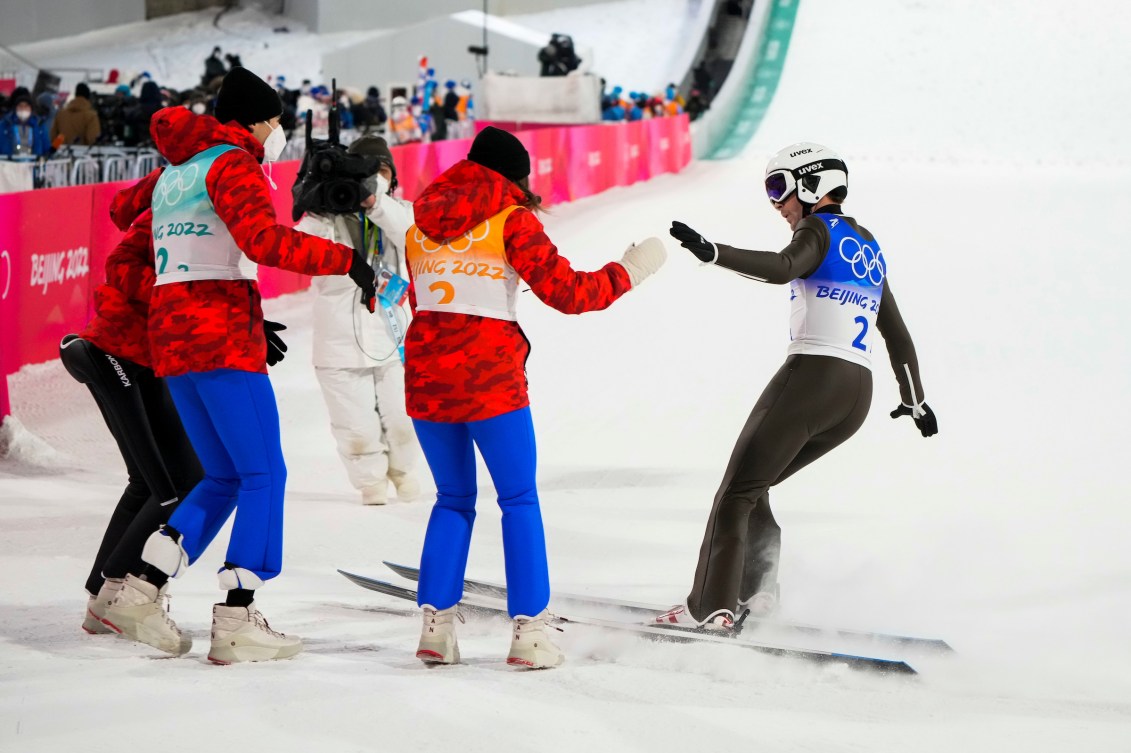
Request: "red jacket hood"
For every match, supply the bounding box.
[150,106,264,166]
[413,159,528,242]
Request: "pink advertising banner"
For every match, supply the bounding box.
[1,115,691,403]
[0,184,97,374]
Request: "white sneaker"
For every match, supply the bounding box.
[416,604,462,664]
[652,602,735,632]
[83,578,124,635]
[102,574,192,655]
[737,587,779,619]
[389,473,422,501]
[507,610,564,669]
[207,602,303,664]
[361,483,388,506]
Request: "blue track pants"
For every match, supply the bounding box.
[165,369,287,583]
[413,407,549,618]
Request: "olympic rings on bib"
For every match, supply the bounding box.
[838,236,885,286]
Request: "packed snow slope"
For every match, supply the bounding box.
[3,1,1131,752]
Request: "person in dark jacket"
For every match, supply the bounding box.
[51,82,101,146]
[660,142,937,630]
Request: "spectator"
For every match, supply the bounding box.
[1,95,52,158]
[693,61,715,98]
[356,86,386,133]
[125,80,164,146]
[685,87,710,121]
[51,83,101,147]
[201,46,227,88]
[387,96,421,145]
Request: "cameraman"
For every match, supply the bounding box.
[538,33,582,77]
[295,135,423,506]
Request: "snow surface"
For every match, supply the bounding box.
[3,1,1131,751]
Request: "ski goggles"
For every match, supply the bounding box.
[764,158,849,203]
[764,170,795,203]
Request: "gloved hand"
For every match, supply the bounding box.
[348,247,378,312]
[890,402,938,437]
[263,321,288,366]
[619,237,668,288]
[669,220,718,263]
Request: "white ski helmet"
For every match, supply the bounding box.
[391,95,408,108]
[763,142,848,206]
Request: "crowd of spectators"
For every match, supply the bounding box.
[600,82,702,122]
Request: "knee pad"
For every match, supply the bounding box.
[141,525,189,578]
[217,564,265,591]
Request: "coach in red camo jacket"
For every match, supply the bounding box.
[405,126,668,668]
[101,67,378,663]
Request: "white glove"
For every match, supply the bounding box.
[619,237,668,288]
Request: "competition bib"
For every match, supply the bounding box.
[405,205,521,321]
[151,144,248,286]
[786,214,886,368]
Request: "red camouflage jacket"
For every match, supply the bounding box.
[406,159,632,423]
[112,107,354,378]
[81,210,156,368]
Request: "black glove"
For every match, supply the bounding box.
[669,220,718,263]
[347,248,378,313]
[890,402,938,437]
[263,320,287,366]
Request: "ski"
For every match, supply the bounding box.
[381,560,952,654]
[338,569,917,675]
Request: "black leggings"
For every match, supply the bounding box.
[687,354,872,619]
[59,335,202,595]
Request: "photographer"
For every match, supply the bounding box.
[538,33,582,77]
[294,135,423,506]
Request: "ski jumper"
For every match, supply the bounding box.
[406,159,631,617]
[119,107,354,585]
[59,209,202,596]
[686,206,926,620]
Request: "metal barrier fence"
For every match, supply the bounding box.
[10,126,389,191]
[3,146,167,190]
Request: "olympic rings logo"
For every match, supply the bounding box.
[414,220,491,254]
[151,163,200,210]
[838,237,885,286]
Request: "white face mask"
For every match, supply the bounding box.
[261,123,286,163]
[16,109,31,122]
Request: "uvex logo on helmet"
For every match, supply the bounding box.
[796,161,824,176]
[790,148,813,158]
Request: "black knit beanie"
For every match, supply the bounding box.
[214,66,283,127]
[74,82,92,100]
[468,126,530,182]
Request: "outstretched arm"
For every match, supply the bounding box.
[504,208,632,314]
[669,220,825,284]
